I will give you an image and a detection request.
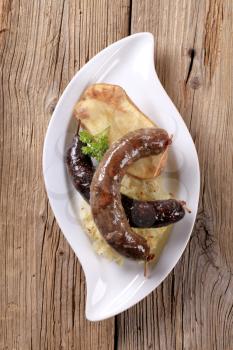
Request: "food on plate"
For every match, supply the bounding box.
[66,84,188,268]
[66,121,94,202]
[90,128,171,261]
[121,197,185,228]
[73,83,168,179]
[79,128,109,162]
[66,127,185,228]
[79,200,171,265]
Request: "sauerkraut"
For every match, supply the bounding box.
[79,174,172,264]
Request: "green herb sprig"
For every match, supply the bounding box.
[79,129,109,161]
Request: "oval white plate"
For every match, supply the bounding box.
[43,33,200,321]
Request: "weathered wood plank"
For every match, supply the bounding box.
[1,0,233,349]
[0,0,130,349]
[116,1,233,349]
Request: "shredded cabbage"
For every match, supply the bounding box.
[79,174,172,264]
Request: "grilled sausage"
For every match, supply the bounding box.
[66,129,185,229]
[121,196,185,228]
[66,123,94,202]
[90,128,171,261]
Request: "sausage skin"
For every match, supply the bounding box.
[66,131,94,202]
[66,130,185,229]
[121,196,185,228]
[90,128,171,261]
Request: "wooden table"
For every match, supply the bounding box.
[1,1,233,349]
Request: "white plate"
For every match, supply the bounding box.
[43,33,200,321]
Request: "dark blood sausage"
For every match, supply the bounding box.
[121,196,185,228]
[66,129,94,202]
[66,130,185,229]
[90,128,171,261]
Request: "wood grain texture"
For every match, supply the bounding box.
[0,0,130,349]
[115,1,233,349]
[1,0,233,349]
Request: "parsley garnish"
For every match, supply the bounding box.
[79,129,109,161]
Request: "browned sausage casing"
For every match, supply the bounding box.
[90,128,171,261]
[66,131,185,227]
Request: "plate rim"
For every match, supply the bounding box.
[43,32,200,321]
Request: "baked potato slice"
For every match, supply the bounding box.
[73,83,167,179]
